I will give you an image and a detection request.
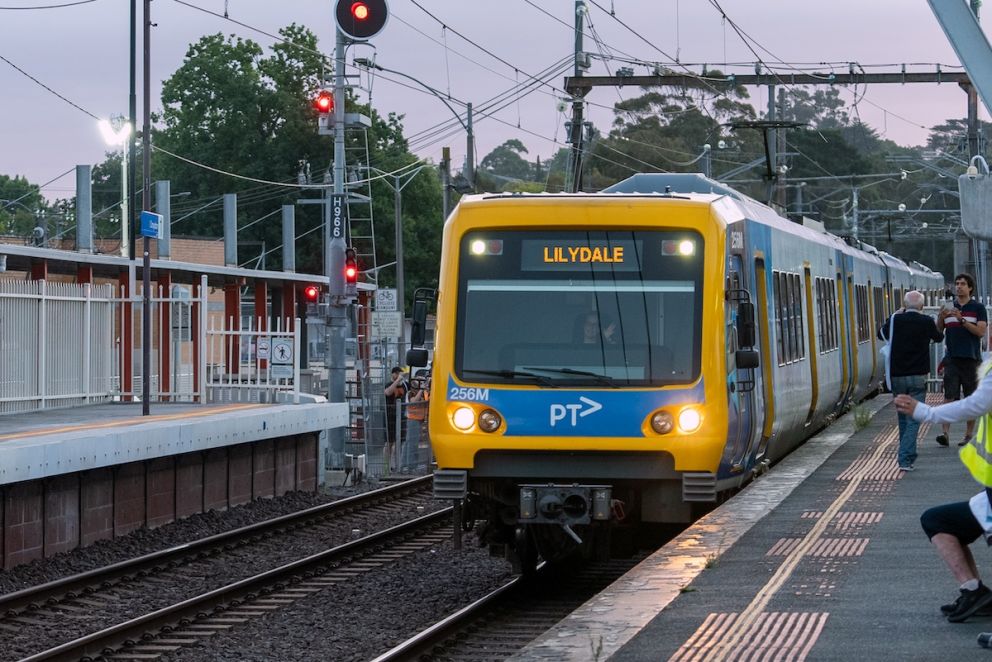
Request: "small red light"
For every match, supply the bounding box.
[351,1,369,20]
[314,91,333,113]
[304,285,320,302]
[344,266,358,281]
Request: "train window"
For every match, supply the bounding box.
[855,285,869,343]
[793,273,805,360]
[774,272,785,363]
[773,271,806,365]
[815,276,838,353]
[453,229,704,386]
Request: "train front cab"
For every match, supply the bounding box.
[419,195,748,564]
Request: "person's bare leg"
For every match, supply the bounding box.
[933,533,980,584]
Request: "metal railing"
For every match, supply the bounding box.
[1,274,302,414]
[0,280,115,414]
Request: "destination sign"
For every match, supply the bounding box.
[521,239,640,272]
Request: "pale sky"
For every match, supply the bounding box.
[0,0,981,200]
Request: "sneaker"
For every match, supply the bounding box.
[937,434,949,447]
[941,598,992,616]
[959,436,973,448]
[898,464,915,472]
[947,584,992,622]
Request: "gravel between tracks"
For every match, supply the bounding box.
[165,540,511,662]
[0,482,375,595]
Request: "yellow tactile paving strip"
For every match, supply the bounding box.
[0,403,268,442]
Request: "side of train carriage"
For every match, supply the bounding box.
[407,173,943,566]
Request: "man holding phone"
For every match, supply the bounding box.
[936,273,988,447]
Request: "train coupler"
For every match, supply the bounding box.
[518,483,612,526]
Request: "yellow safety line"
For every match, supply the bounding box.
[706,425,897,660]
[0,403,268,442]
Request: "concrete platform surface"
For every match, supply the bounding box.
[0,401,347,485]
[515,395,992,661]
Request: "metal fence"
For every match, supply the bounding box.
[346,337,433,478]
[1,275,302,414]
[0,280,115,414]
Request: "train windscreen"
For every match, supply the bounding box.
[454,230,704,387]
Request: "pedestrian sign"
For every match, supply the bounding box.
[271,338,294,364]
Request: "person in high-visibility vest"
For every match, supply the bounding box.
[896,364,992,623]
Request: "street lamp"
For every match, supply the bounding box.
[353,58,474,191]
[99,116,133,257]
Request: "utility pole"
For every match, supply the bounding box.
[767,83,778,205]
[776,87,788,209]
[441,146,451,220]
[140,0,152,416]
[567,0,587,193]
[852,187,860,241]
[465,103,475,187]
[326,28,348,469]
[128,0,136,260]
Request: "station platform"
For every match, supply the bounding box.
[0,401,348,568]
[515,395,992,660]
[0,401,346,485]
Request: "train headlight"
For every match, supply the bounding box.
[478,408,502,433]
[470,240,486,255]
[453,407,476,431]
[678,407,702,434]
[651,411,674,434]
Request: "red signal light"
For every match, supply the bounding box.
[303,285,320,302]
[344,247,358,285]
[314,90,333,114]
[351,1,369,20]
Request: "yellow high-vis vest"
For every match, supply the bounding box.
[961,361,992,487]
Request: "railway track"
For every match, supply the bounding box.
[372,555,647,662]
[2,476,440,660]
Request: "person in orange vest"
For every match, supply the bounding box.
[403,370,430,471]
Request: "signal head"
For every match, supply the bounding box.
[344,247,359,284]
[303,284,320,302]
[335,0,389,40]
[314,90,334,114]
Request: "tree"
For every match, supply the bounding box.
[480,139,532,180]
[0,174,42,237]
[85,24,445,306]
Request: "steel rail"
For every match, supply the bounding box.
[0,475,431,615]
[20,506,452,662]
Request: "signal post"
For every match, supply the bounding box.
[325,0,388,469]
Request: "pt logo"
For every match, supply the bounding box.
[549,397,603,427]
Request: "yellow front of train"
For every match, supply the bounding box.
[428,194,731,485]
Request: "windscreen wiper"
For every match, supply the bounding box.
[462,368,558,388]
[521,366,619,387]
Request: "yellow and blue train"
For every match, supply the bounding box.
[407,173,943,568]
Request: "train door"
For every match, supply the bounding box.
[754,257,775,460]
[803,267,819,426]
[727,253,757,470]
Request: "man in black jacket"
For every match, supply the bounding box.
[879,290,943,471]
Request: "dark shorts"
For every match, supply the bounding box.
[944,357,981,400]
[920,501,983,544]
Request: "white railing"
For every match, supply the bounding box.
[1,274,302,414]
[0,280,115,414]
[205,314,301,404]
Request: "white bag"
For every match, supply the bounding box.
[882,313,896,390]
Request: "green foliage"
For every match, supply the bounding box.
[0,174,43,236]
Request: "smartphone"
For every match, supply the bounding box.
[943,301,956,311]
